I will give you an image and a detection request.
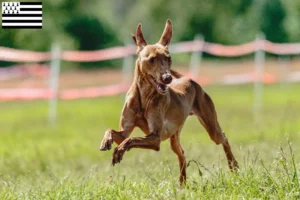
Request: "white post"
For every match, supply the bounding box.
[189,34,203,80]
[122,40,134,85]
[48,43,61,125]
[253,33,265,121]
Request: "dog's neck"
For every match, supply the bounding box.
[133,60,168,112]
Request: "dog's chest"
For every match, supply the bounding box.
[160,119,178,141]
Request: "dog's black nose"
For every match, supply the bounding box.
[162,74,172,84]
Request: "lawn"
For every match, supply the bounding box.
[0,84,300,199]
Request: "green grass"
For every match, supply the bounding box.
[0,84,300,199]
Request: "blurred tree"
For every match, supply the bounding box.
[64,15,119,50]
[282,0,300,42]
[179,0,257,45]
[0,0,299,68]
[260,0,288,43]
[0,31,17,67]
[64,15,120,68]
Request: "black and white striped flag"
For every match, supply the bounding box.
[2,2,42,29]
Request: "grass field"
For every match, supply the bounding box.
[1,84,300,199]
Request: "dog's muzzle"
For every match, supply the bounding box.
[161,74,172,84]
[150,75,169,95]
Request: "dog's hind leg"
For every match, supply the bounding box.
[192,82,239,170]
[170,133,186,185]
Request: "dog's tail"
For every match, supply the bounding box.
[170,69,183,79]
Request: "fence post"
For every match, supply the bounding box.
[48,43,61,125]
[122,39,134,85]
[189,34,203,81]
[253,33,265,121]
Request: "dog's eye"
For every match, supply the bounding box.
[149,57,155,63]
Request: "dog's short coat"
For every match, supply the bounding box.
[100,19,238,184]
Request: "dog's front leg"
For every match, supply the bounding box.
[112,111,163,165]
[112,133,160,165]
[100,101,136,151]
[100,129,133,151]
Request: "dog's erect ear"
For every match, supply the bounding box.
[132,24,147,51]
[158,19,172,46]
[131,34,137,45]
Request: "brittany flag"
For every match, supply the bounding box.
[2,2,42,29]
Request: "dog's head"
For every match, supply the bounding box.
[132,19,173,95]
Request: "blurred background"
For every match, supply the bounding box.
[1,0,300,94]
[1,0,300,198]
[1,0,300,52]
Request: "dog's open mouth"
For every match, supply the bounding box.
[150,76,168,94]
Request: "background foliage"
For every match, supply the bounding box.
[0,0,299,67]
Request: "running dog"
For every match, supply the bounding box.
[100,19,238,185]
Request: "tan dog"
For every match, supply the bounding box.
[100,19,238,185]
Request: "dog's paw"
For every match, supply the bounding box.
[100,129,113,151]
[100,138,112,151]
[111,147,125,166]
[229,159,239,171]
